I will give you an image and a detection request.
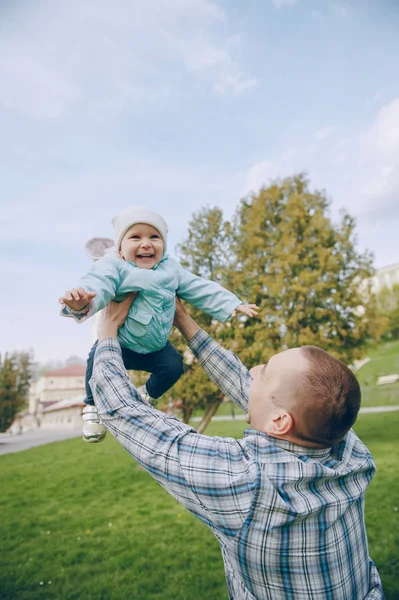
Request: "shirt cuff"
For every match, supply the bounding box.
[94,337,123,363]
[188,329,220,365]
[215,297,241,322]
[60,304,91,322]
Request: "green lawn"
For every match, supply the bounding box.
[1,412,398,600]
[356,339,399,408]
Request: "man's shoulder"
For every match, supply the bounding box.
[342,429,376,470]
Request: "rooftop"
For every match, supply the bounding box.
[43,364,86,377]
[42,395,86,413]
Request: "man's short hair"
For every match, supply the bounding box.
[293,346,361,447]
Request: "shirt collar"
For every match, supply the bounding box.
[243,428,333,459]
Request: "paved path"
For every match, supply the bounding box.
[0,428,81,456]
[1,405,398,456]
[190,405,399,422]
[359,405,399,414]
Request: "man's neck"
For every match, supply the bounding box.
[259,429,329,450]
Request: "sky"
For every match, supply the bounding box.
[1,0,399,363]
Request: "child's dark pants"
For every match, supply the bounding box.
[85,340,184,405]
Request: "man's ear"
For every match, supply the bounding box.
[270,411,294,436]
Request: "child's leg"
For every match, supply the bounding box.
[143,342,184,399]
[82,342,143,443]
[82,340,106,443]
[84,340,98,405]
[85,342,183,403]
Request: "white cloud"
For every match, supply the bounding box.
[243,98,399,267]
[0,0,257,256]
[244,97,399,230]
[246,160,276,192]
[357,99,399,213]
[272,0,298,8]
[311,10,327,21]
[274,0,349,20]
[0,0,256,126]
[329,2,349,18]
[169,33,258,95]
[0,51,77,119]
[367,98,399,157]
[311,2,350,21]
[315,126,337,141]
[0,154,242,254]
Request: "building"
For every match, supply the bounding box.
[29,364,86,412]
[18,364,87,432]
[370,263,399,295]
[39,394,86,429]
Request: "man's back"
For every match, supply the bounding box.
[219,428,382,599]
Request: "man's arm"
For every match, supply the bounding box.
[174,299,251,413]
[91,296,257,538]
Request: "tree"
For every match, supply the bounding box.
[0,351,33,432]
[170,206,234,429]
[164,177,375,431]
[229,174,375,366]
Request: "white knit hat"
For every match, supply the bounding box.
[112,206,168,252]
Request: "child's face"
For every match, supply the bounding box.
[119,223,164,269]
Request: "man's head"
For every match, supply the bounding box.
[112,206,168,269]
[247,346,361,447]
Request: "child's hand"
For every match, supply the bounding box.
[59,288,96,311]
[231,304,259,318]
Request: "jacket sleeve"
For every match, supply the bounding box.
[176,263,241,322]
[60,257,120,323]
[60,258,161,323]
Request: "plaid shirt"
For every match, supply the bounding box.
[91,331,384,600]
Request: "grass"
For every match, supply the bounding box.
[356,339,399,408]
[1,412,398,600]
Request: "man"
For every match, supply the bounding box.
[90,294,384,600]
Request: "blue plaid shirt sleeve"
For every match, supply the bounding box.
[188,329,252,413]
[91,335,257,537]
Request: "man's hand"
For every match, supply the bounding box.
[173,297,201,342]
[98,293,137,340]
[59,288,96,311]
[231,303,259,318]
[173,296,189,328]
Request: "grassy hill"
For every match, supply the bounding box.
[356,339,399,407]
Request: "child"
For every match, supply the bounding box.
[60,206,258,442]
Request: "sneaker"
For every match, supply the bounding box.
[137,385,158,407]
[82,405,107,443]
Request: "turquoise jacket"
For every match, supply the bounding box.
[62,253,241,353]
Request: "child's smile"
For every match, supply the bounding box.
[119,223,164,269]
